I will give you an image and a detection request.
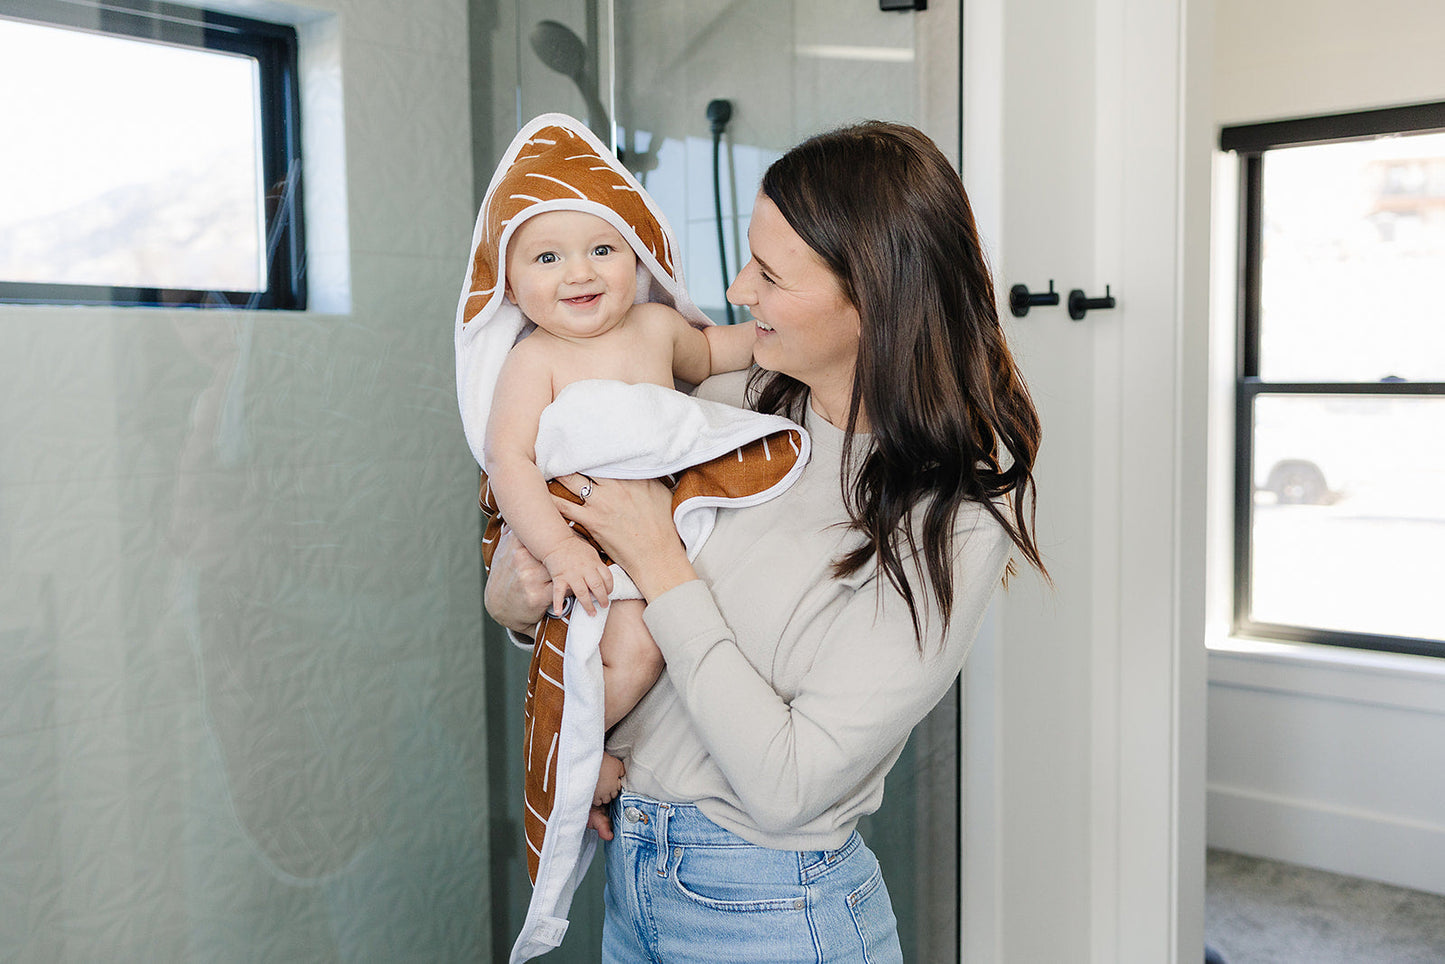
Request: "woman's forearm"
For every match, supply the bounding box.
[617,537,697,602]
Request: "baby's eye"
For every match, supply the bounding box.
[591,244,613,257]
[537,252,558,264]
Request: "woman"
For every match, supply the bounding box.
[485,120,1045,963]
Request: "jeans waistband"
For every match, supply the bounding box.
[612,792,742,848]
[610,792,864,885]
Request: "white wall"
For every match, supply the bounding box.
[0,0,490,957]
[1214,0,1445,124]
[1207,0,1445,897]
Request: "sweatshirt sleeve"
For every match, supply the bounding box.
[641,508,1012,836]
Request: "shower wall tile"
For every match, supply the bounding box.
[348,250,471,343]
[345,40,473,259]
[0,731,61,961]
[1,477,132,647]
[631,136,689,231]
[790,0,917,137]
[344,0,468,56]
[680,0,796,152]
[684,217,744,318]
[0,311,121,485]
[0,0,489,959]
[683,136,771,223]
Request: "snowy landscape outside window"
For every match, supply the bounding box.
[0,0,304,309]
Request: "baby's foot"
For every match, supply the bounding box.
[593,753,625,807]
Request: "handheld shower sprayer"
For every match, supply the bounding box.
[529,20,612,146]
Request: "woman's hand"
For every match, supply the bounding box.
[552,475,696,601]
[483,525,552,633]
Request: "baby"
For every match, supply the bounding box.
[483,207,755,807]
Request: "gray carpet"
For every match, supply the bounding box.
[1206,849,1445,963]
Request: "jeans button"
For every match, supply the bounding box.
[624,806,644,824]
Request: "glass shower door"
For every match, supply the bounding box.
[484,1,960,959]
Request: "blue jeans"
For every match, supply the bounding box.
[601,792,903,963]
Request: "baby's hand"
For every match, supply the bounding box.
[541,539,614,617]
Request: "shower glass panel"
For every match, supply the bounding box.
[486,2,959,960]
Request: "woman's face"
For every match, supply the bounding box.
[728,194,861,420]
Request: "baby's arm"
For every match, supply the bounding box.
[703,319,757,374]
[598,599,664,729]
[669,309,755,384]
[483,347,613,616]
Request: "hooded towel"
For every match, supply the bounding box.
[455,115,810,963]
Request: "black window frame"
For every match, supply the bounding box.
[1222,102,1445,661]
[0,0,306,310]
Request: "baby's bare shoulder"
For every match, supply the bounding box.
[503,331,553,368]
[627,301,690,331]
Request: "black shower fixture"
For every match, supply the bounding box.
[706,98,732,136]
[707,99,735,325]
[529,19,612,143]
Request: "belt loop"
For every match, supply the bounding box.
[654,804,672,877]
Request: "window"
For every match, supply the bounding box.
[0,0,305,309]
[1223,103,1445,659]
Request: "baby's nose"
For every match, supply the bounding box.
[565,259,596,282]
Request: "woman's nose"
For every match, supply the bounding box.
[726,260,754,306]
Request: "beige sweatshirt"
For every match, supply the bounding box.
[607,371,1012,851]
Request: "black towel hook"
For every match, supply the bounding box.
[1009,280,1060,318]
[1068,285,1117,321]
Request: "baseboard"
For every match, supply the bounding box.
[1207,783,1445,896]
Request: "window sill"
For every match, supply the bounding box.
[1207,633,1445,715]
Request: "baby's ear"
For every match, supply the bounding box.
[503,282,515,304]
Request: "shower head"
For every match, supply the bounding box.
[529,20,587,83]
[528,19,612,145]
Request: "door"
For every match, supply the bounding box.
[480,2,964,961]
[960,0,1210,960]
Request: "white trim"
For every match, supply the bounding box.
[1209,635,1445,714]
[960,0,1005,958]
[1207,783,1445,895]
[1207,638,1445,896]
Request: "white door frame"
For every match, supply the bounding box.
[959,0,1212,960]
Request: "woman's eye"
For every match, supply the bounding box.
[759,270,776,285]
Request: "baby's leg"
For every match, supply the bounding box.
[593,600,663,808]
[598,599,664,730]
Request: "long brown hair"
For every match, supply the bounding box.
[749,120,1046,642]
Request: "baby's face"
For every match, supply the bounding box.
[505,210,638,340]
